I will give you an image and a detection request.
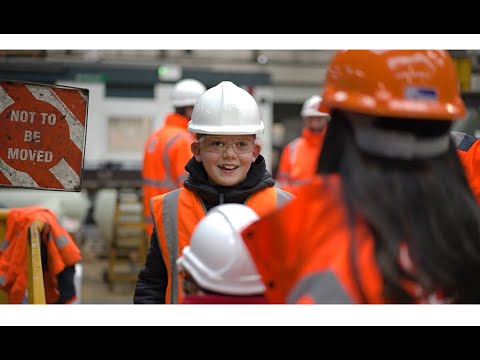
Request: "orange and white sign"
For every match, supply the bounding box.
[0,81,88,191]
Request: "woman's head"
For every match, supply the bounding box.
[321,50,465,121]
[319,109,480,303]
[316,51,480,303]
[319,50,466,175]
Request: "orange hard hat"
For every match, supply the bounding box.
[322,50,466,120]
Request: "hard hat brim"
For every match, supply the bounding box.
[188,122,265,135]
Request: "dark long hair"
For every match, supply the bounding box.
[318,110,480,303]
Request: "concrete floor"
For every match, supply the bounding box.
[79,258,136,304]
[77,225,140,304]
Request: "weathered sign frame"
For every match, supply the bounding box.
[0,81,89,192]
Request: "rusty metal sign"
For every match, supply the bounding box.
[0,81,88,191]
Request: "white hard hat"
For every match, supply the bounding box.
[188,81,264,135]
[171,79,206,107]
[177,203,265,296]
[301,95,329,118]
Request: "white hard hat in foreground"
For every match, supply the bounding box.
[177,203,265,296]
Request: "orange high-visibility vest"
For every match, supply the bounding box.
[151,186,293,304]
[276,128,326,196]
[142,113,195,234]
[0,207,81,304]
[453,132,480,202]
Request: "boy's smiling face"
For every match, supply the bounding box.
[191,134,261,186]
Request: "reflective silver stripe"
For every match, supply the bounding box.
[275,188,294,207]
[276,166,291,188]
[451,131,467,147]
[289,139,300,169]
[162,134,183,188]
[145,216,153,224]
[451,131,478,151]
[0,240,8,252]
[177,173,188,185]
[144,133,186,189]
[0,275,5,286]
[276,171,290,178]
[154,189,182,304]
[147,137,159,153]
[54,234,69,248]
[287,271,352,304]
[290,179,311,186]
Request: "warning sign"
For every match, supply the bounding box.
[0,81,88,191]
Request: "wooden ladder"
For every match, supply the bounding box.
[105,189,148,289]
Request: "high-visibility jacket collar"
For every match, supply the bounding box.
[164,113,190,130]
[302,127,326,146]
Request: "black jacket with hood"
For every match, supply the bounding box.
[133,155,275,304]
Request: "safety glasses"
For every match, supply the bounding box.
[198,136,255,154]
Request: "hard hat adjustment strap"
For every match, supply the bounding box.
[352,124,450,159]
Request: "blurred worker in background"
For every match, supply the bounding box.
[276,95,330,195]
[451,131,480,201]
[177,204,266,304]
[134,81,292,304]
[242,50,480,304]
[142,79,206,234]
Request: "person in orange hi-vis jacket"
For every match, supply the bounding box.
[451,131,480,202]
[142,79,206,235]
[134,81,293,304]
[241,50,480,304]
[276,95,330,195]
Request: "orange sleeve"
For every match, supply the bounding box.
[242,178,338,303]
[242,198,305,303]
